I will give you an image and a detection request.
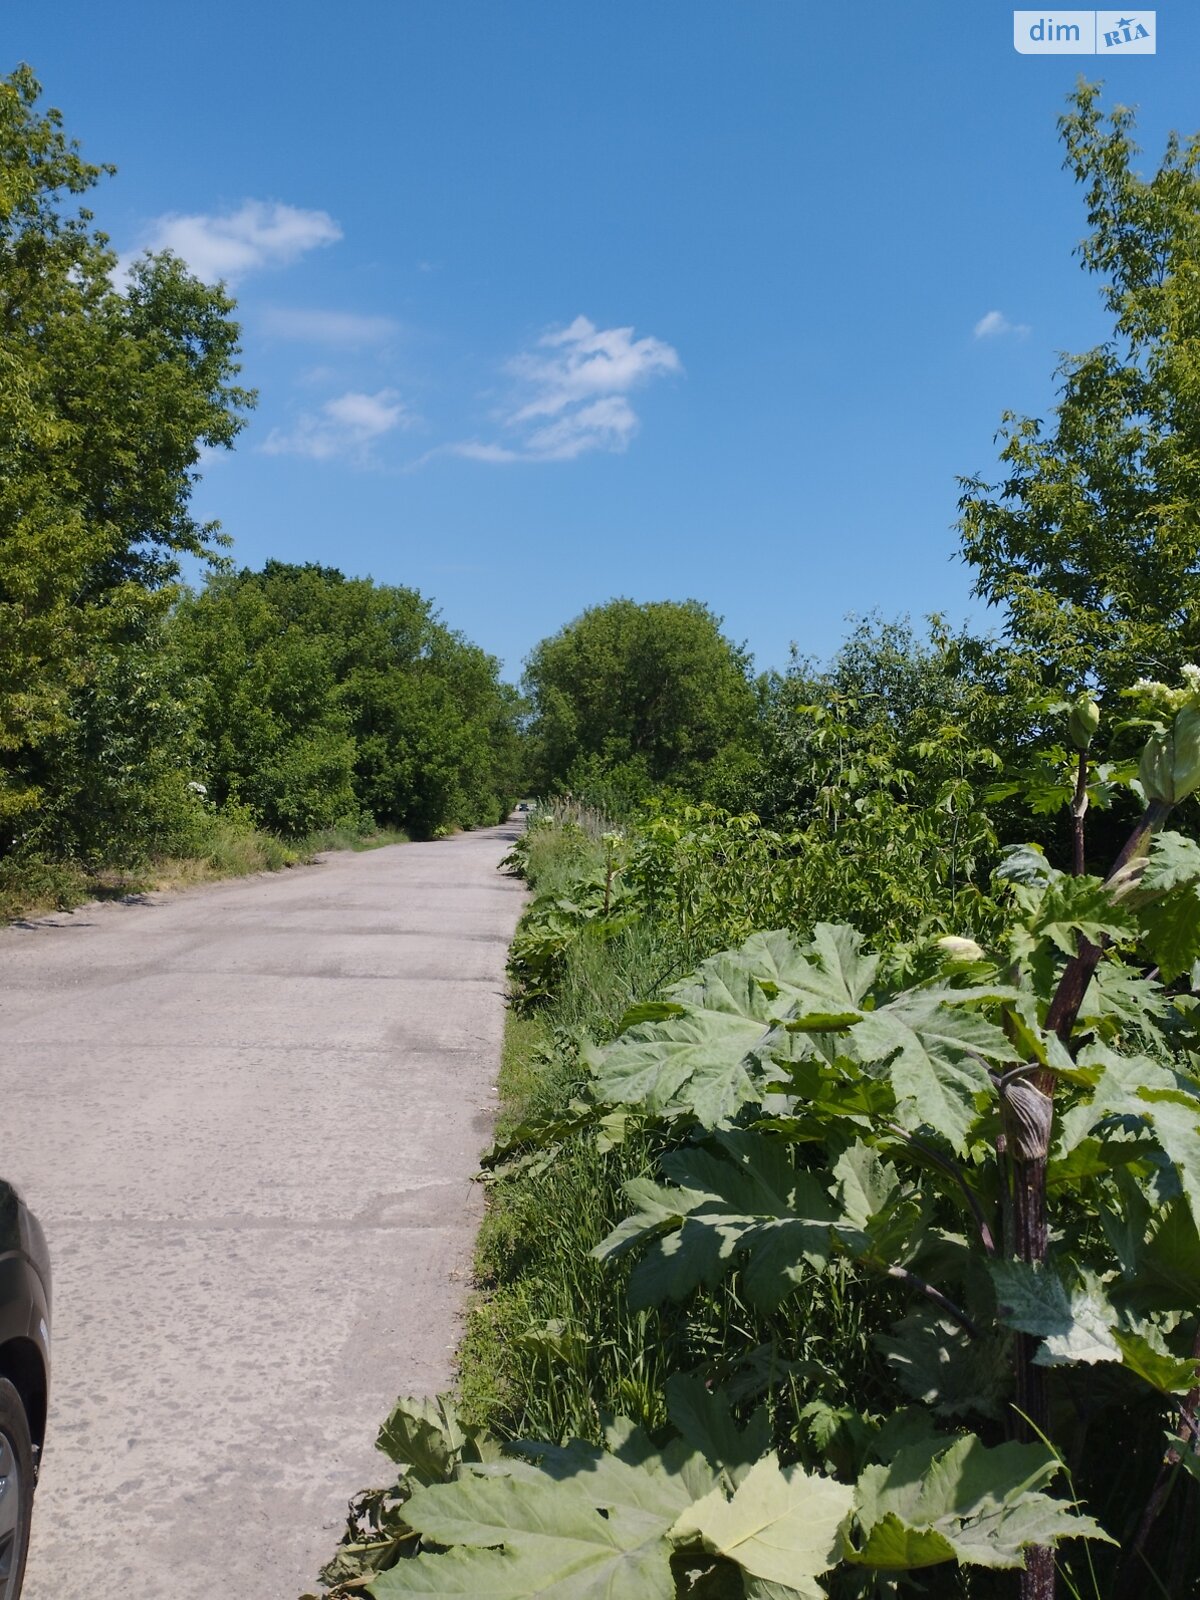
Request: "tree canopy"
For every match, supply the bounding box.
[0,65,252,845]
[166,563,521,838]
[960,82,1200,693]
[523,598,757,799]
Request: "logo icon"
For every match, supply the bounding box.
[1013,10,1155,53]
[1096,11,1155,51]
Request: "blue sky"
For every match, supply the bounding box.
[7,3,1195,679]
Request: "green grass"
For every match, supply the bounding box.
[0,819,410,924]
[460,964,894,1449]
[294,823,409,855]
[458,813,900,1462]
[516,809,608,896]
[0,855,91,922]
[491,1010,557,1141]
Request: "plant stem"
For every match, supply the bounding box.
[885,1121,996,1255]
[883,1264,980,1336]
[1039,800,1171,1073]
[1011,799,1173,1600]
[1070,747,1089,877]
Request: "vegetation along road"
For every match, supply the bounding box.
[0,824,525,1598]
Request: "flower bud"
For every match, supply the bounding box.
[1067,695,1100,751]
[937,935,985,963]
[1138,706,1200,805]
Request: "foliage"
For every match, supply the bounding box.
[315,1391,1104,1599]
[523,598,758,798]
[0,73,518,907]
[0,66,252,845]
[959,83,1200,692]
[165,562,520,839]
[315,667,1200,1600]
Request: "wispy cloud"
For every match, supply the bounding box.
[131,201,341,283]
[260,306,401,347]
[448,315,681,463]
[261,389,413,464]
[973,309,1031,340]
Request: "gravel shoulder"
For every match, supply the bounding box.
[0,823,526,1598]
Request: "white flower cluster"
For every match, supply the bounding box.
[1129,668,1200,714]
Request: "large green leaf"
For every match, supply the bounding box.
[876,1307,1011,1420]
[590,927,878,1127]
[373,1438,713,1599]
[1059,1047,1200,1236]
[798,987,1010,1154]
[987,1260,1198,1392]
[1111,1328,1200,1394]
[733,925,879,1013]
[670,1452,853,1594]
[1171,1436,1200,1486]
[1121,832,1200,980]
[832,1141,899,1230]
[1139,830,1200,895]
[845,1515,954,1568]
[370,1541,665,1598]
[595,1131,839,1310]
[1012,873,1136,961]
[1124,1194,1200,1308]
[593,925,1010,1150]
[831,1141,925,1264]
[845,1436,1113,1571]
[1138,889,1200,982]
[597,1132,940,1315]
[482,1100,603,1177]
[1076,959,1170,1030]
[375,1395,499,1481]
[988,1261,1120,1366]
[664,1375,770,1486]
[590,1006,769,1127]
[994,843,1058,887]
[512,1429,722,1512]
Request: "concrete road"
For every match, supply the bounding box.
[0,824,526,1598]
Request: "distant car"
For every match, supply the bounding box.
[0,1183,50,1599]
[517,803,529,812]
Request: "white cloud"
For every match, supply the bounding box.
[973,309,1031,340]
[260,306,400,346]
[448,315,681,463]
[449,441,521,464]
[510,316,681,420]
[523,395,640,459]
[132,201,341,283]
[261,389,413,463]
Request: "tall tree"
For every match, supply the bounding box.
[959,83,1200,695]
[524,597,756,797]
[166,563,521,838]
[0,66,252,848]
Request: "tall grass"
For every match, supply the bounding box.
[458,813,898,1458]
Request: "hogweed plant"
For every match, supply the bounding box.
[322,678,1200,1600]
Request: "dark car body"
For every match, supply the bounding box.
[0,1185,50,1478]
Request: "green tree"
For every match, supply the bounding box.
[959,82,1200,694]
[165,576,358,835]
[524,598,757,799]
[0,66,252,849]
[166,563,521,838]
